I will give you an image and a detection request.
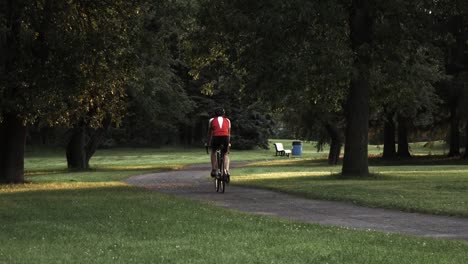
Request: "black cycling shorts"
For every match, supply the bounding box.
[211,136,230,152]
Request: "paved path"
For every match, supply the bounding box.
[126,163,468,242]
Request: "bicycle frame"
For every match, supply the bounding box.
[216,145,225,176]
[214,144,226,193]
[206,141,228,193]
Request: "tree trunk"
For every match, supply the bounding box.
[66,126,87,170]
[383,114,396,159]
[0,113,27,183]
[66,115,112,170]
[342,0,372,176]
[84,115,112,167]
[446,15,464,157]
[397,115,411,158]
[325,123,342,165]
[447,102,461,157]
[464,122,468,159]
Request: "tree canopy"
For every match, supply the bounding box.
[1,0,468,182]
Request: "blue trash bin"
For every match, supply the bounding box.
[292,141,302,155]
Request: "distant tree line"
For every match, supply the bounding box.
[189,0,468,173]
[1,0,467,183]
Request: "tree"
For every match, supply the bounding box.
[442,15,467,157]
[425,0,468,158]
[365,1,445,160]
[189,0,351,151]
[65,1,137,169]
[116,0,196,147]
[342,0,446,168]
[1,1,138,181]
[341,0,373,176]
[172,0,454,170]
[280,100,346,165]
[382,112,396,159]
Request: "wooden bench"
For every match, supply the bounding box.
[273,143,291,157]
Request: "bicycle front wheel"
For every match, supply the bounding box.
[215,177,220,192]
[219,179,225,193]
[215,177,225,193]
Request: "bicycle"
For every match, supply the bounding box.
[206,143,228,193]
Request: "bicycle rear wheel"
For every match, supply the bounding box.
[216,152,225,193]
[215,177,220,192]
[214,151,222,192]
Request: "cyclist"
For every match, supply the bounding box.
[207,107,231,181]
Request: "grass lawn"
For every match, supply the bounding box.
[24,145,280,175]
[222,140,468,217]
[232,157,468,217]
[1,183,467,264]
[0,142,466,263]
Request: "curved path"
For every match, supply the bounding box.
[126,163,468,242]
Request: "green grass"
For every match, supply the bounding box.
[1,142,466,263]
[23,140,449,174]
[232,157,468,217]
[1,183,467,264]
[24,145,283,175]
[24,138,342,170]
[23,142,468,217]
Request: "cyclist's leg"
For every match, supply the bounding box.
[210,149,217,176]
[224,152,230,182]
[225,154,230,174]
[210,137,220,176]
[221,137,230,176]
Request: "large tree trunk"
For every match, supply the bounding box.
[397,115,411,158]
[66,115,112,170]
[446,15,465,156]
[0,3,28,183]
[342,0,372,176]
[447,99,461,157]
[84,115,112,167]
[383,113,396,159]
[66,126,87,170]
[0,113,27,183]
[325,123,342,165]
[464,121,468,159]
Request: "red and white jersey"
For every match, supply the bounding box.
[209,116,231,136]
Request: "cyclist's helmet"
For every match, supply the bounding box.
[214,107,225,116]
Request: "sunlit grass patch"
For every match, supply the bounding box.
[233,171,334,181]
[377,170,468,176]
[247,159,308,166]
[25,169,167,183]
[246,158,329,167]
[25,169,68,176]
[95,164,181,171]
[233,163,468,217]
[0,182,127,194]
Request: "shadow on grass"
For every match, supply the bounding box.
[327,173,403,181]
[368,155,468,167]
[248,158,331,168]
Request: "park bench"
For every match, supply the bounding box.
[273,143,291,157]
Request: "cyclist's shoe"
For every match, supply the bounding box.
[210,170,216,177]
